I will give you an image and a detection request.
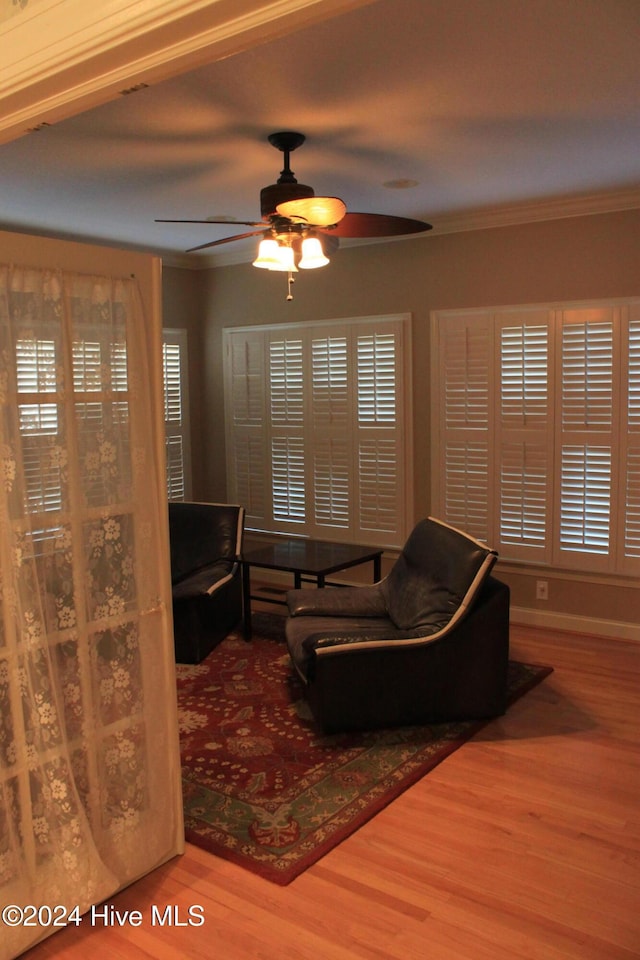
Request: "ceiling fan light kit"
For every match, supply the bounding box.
[157,131,433,300]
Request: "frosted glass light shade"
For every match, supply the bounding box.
[252,238,281,269]
[272,244,297,272]
[298,236,329,269]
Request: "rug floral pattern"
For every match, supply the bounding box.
[176,614,551,884]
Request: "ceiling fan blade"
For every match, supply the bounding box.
[156,218,264,227]
[322,212,432,238]
[275,197,347,227]
[186,229,265,253]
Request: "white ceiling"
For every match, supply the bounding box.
[0,0,639,267]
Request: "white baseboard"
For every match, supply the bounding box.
[510,605,640,642]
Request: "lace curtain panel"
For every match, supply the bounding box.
[0,264,183,960]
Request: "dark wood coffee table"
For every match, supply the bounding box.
[242,537,383,639]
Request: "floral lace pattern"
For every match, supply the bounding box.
[0,264,180,960]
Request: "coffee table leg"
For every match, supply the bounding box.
[242,562,252,641]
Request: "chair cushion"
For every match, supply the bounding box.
[286,614,401,678]
[382,518,497,631]
[287,584,387,618]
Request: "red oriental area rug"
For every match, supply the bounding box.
[176,614,552,885]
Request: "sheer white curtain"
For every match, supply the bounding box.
[0,265,183,960]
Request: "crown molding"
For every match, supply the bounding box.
[429,186,640,236]
[0,0,373,145]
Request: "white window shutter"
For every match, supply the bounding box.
[224,316,411,548]
[311,333,350,532]
[561,309,613,430]
[225,329,267,527]
[19,404,63,515]
[559,443,612,556]
[16,339,63,516]
[499,440,549,551]
[442,440,491,543]
[496,313,552,561]
[313,438,350,528]
[311,335,348,428]
[165,435,186,501]
[270,337,304,425]
[271,436,305,524]
[499,320,549,427]
[620,308,640,571]
[433,299,640,575]
[434,311,492,543]
[443,318,491,428]
[163,342,181,423]
[354,323,407,545]
[357,332,397,424]
[358,437,400,535]
[163,338,185,500]
[555,309,614,570]
[162,329,191,501]
[624,449,640,563]
[230,334,265,424]
[270,337,306,527]
[72,340,102,391]
[16,338,57,393]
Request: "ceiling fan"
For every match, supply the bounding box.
[156,131,432,298]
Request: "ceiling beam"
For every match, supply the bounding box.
[0,0,375,145]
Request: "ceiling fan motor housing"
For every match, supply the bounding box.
[260,181,315,220]
[260,131,315,219]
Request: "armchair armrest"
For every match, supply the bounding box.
[287,584,387,618]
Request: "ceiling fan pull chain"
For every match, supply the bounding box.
[286,272,295,301]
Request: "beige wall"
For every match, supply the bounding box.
[164,208,640,632]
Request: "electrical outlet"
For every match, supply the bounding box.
[536,579,549,601]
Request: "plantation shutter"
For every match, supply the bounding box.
[434,311,492,543]
[432,298,639,575]
[162,329,191,501]
[555,307,614,570]
[16,334,132,519]
[496,310,552,562]
[225,329,268,527]
[270,336,306,527]
[311,332,350,530]
[356,328,403,537]
[224,316,411,548]
[620,304,640,573]
[16,338,62,516]
[73,332,131,509]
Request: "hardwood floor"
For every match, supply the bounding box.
[21,624,640,960]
